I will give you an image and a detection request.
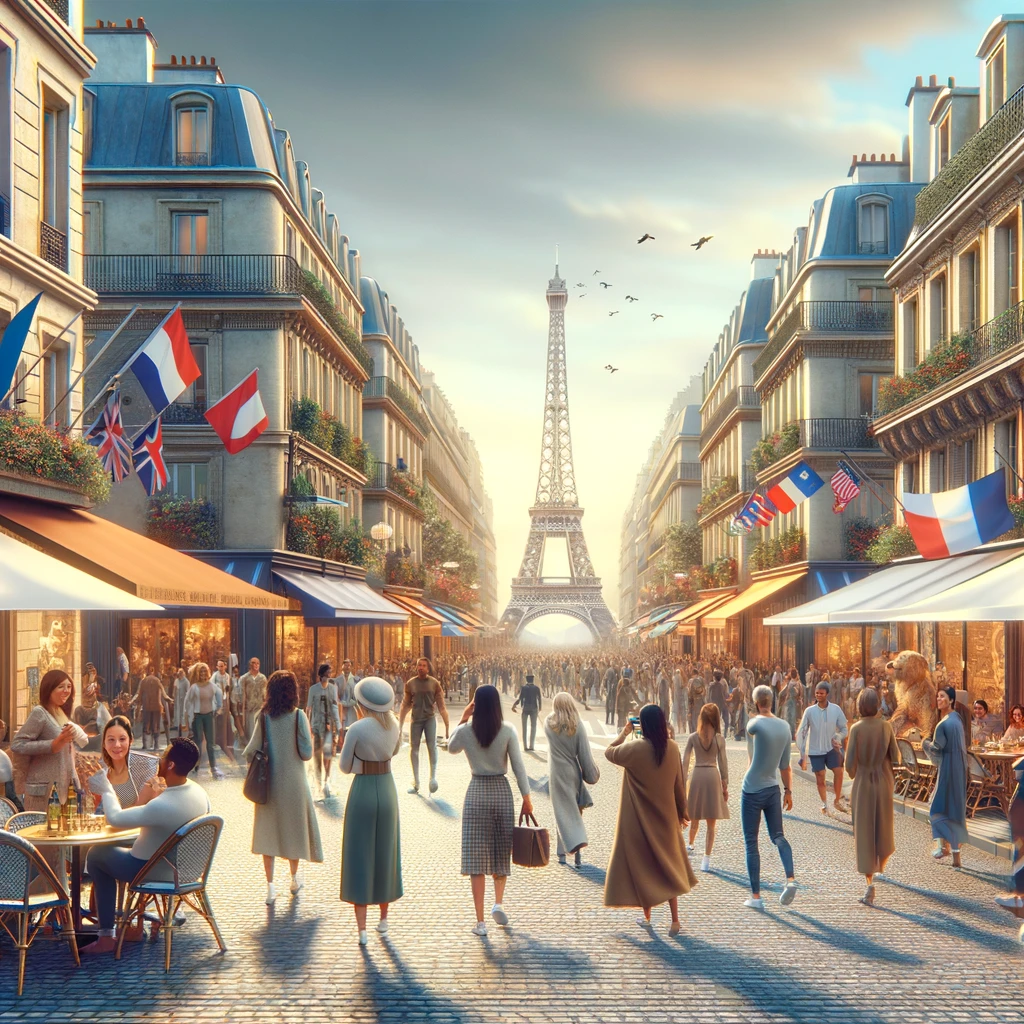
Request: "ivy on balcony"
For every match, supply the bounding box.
[286,478,370,566]
[864,522,917,563]
[0,411,110,503]
[291,397,372,476]
[688,556,738,590]
[748,527,804,572]
[298,270,373,374]
[147,495,219,550]
[876,334,975,416]
[749,423,800,473]
[696,475,737,517]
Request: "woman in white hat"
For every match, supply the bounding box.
[339,676,404,946]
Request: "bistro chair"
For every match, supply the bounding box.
[0,829,79,995]
[0,797,18,826]
[967,751,1008,818]
[4,812,46,834]
[116,814,226,971]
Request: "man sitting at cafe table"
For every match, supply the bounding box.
[83,737,209,954]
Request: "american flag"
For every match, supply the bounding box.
[831,459,862,513]
[131,416,168,495]
[86,389,132,483]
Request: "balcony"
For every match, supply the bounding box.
[84,253,373,374]
[40,221,68,272]
[650,461,701,513]
[363,376,430,438]
[175,151,211,167]
[700,385,759,450]
[43,0,69,21]
[162,401,208,425]
[799,418,877,450]
[753,301,893,383]
[364,462,425,516]
[0,191,9,238]
[915,82,1024,229]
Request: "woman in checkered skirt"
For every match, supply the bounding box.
[448,685,533,937]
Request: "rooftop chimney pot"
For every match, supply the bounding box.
[929,74,937,87]
[200,56,207,64]
[138,17,145,28]
[916,75,923,87]
[949,76,956,87]
[190,56,196,65]
[95,19,102,26]
[125,18,132,27]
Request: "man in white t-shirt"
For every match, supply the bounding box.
[797,681,849,814]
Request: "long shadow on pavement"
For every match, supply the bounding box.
[771,909,922,965]
[878,875,1010,925]
[572,862,606,887]
[871,903,1018,953]
[423,797,459,819]
[783,812,853,836]
[252,910,323,977]
[358,940,468,1023]
[479,929,596,982]
[623,931,888,1024]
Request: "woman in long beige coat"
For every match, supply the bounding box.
[844,686,900,906]
[604,704,696,935]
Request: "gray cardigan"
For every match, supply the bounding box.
[448,721,530,796]
[11,706,89,798]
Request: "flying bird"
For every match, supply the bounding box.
[604,364,614,369]
[592,270,601,275]
[691,235,713,250]
[625,295,638,302]
[637,233,655,244]
[606,366,619,373]
[575,282,586,288]
[651,313,664,321]
[599,281,612,289]
[608,310,619,317]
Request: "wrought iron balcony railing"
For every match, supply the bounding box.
[362,376,430,437]
[754,301,893,382]
[175,151,211,166]
[798,417,878,450]
[700,385,759,449]
[0,190,9,237]
[162,401,208,425]
[650,461,701,513]
[915,82,1024,228]
[364,461,425,512]
[40,221,68,272]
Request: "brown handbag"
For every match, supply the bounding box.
[512,810,550,868]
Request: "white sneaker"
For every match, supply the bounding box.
[322,781,332,799]
[358,930,368,946]
[995,895,1024,911]
[744,897,764,910]
[491,903,509,926]
[290,871,304,895]
[780,881,798,906]
[472,922,488,936]
[701,855,711,872]
[265,883,276,905]
[376,918,389,933]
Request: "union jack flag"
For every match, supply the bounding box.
[86,390,132,483]
[131,416,168,495]
[831,459,862,513]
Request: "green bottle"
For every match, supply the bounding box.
[46,782,61,832]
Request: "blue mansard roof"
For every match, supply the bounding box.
[736,276,774,345]
[804,181,923,262]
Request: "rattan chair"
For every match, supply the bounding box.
[896,740,924,799]
[0,797,18,826]
[967,751,1007,817]
[115,814,225,971]
[4,812,46,833]
[0,829,79,994]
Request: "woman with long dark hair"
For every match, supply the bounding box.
[604,704,696,935]
[243,670,322,904]
[922,685,968,868]
[448,684,532,936]
[681,703,729,872]
[88,716,159,809]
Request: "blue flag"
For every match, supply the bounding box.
[0,292,42,400]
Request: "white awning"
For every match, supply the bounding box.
[763,548,1021,626]
[0,531,163,612]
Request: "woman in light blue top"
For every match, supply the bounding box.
[922,686,968,868]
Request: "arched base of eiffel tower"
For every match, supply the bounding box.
[500,585,618,642]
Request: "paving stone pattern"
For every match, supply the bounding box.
[2,706,1021,1022]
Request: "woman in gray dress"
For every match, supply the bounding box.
[339,677,403,946]
[244,671,322,905]
[922,685,968,868]
[544,692,600,868]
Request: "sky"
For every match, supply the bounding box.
[88,0,1016,624]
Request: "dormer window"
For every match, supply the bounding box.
[857,197,889,254]
[987,44,1006,118]
[174,100,210,166]
[938,112,951,170]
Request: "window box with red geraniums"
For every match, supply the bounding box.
[147,496,220,550]
[876,334,975,416]
[845,519,881,561]
[390,470,423,507]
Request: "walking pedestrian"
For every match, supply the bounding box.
[306,662,341,799]
[339,677,403,946]
[397,657,449,794]
[544,692,601,868]
[741,685,798,910]
[604,704,695,935]
[115,646,130,696]
[844,687,900,905]
[604,663,618,726]
[448,685,532,936]
[672,664,688,738]
[243,670,322,905]
[708,671,729,736]
[134,672,167,752]
[183,662,225,779]
[994,753,1024,938]
[797,681,849,814]
[210,660,234,762]
[657,667,671,720]
[615,672,638,730]
[511,673,542,752]
[682,703,729,873]
[240,657,268,742]
[687,669,706,732]
[169,667,189,739]
[921,685,968,868]
[777,669,803,740]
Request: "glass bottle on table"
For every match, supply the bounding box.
[46,782,61,832]
[64,782,76,831]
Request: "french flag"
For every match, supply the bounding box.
[128,308,201,414]
[204,369,269,455]
[902,469,1015,559]
[766,460,824,513]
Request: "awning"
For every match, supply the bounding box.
[446,604,487,630]
[702,570,806,628]
[385,592,447,625]
[871,551,1024,621]
[442,623,468,637]
[0,531,163,612]
[764,548,1021,626]
[672,592,736,625]
[648,619,679,639]
[274,569,409,624]
[647,605,684,626]
[0,495,288,609]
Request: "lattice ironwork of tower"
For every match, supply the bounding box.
[499,264,617,642]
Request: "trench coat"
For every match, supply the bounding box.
[844,714,900,875]
[544,720,601,856]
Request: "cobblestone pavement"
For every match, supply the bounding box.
[3,699,1023,1022]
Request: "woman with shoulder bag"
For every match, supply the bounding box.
[243,670,322,905]
[448,685,532,936]
[544,692,600,868]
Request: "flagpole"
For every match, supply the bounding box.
[52,304,140,428]
[994,449,1024,493]
[0,308,85,406]
[839,449,903,513]
[68,303,181,433]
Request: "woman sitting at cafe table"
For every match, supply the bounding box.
[1002,705,1024,746]
[88,716,159,810]
[83,736,209,955]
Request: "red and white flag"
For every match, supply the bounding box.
[204,369,268,455]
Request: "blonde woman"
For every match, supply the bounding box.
[184,662,224,779]
[544,692,601,868]
[681,703,729,872]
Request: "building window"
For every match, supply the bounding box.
[175,105,210,165]
[858,373,884,417]
[959,249,980,331]
[176,344,207,408]
[82,89,95,164]
[41,340,69,428]
[929,274,947,348]
[173,211,208,256]
[903,459,918,495]
[40,90,69,270]
[857,200,888,254]
[170,463,209,500]
[82,201,101,255]
[930,449,946,491]
[285,222,295,260]
[995,218,1019,314]
[902,298,919,370]
[938,113,951,170]
[987,44,1006,119]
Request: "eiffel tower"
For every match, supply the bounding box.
[499,262,616,642]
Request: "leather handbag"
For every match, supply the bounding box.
[512,811,550,868]
[243,712,270,804]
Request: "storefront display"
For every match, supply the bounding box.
[813,626,863,677]
[13,611,81,727]
[967,621,1005,717]
[130,618,180,689]
[936,622,964,687]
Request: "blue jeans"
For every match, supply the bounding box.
[741,785,794,895]
[86,845,148,931]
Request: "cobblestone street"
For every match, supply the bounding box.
[2,701,1021,1022]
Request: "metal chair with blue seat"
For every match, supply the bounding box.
[115,813,226,970]
[0,829,80,995]
[4,811,46,833]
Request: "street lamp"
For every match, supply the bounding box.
[370,522,394,543]
[442,561,460,569]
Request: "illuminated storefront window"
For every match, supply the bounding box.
[936,622,964,687]
[967,621,1005,717]
[183,618,231,671]
[130,618,180,689]
[14,610,81,727]
[813,627,863,677]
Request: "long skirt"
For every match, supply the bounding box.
[340,774,403,905]
[461,774,514,876]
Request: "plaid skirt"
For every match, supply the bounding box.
[461,774,514,876]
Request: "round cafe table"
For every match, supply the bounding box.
[974,747,1023,810]
[20,820,140,934]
